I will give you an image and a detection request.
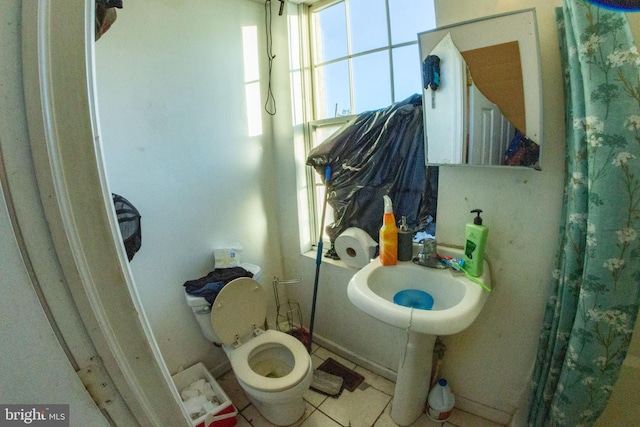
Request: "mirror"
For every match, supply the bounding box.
[418,9,542,168]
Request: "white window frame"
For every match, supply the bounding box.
[301,0,433,245]
[305,116,355,244]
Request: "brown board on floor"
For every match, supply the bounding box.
[316,358,365,392]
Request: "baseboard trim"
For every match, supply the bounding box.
[312,333,513,425]
[209,359,231,379]
[312,333,398,383]
[455,395,512,425]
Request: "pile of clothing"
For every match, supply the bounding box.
[183,266,253,304]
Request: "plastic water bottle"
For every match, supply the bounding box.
[426,379,455,422]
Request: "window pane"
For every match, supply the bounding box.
[314,125,344,149]
[312,3,348,63]
[312,123,342,240]
[392,45,422,102]
[314,60,351,119]
[349,0,388,54]
[389,0,436,44]
[352,51,391,113]
[315,185,335,240]
[312,124,344,184]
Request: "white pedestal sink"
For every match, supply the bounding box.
[347,246,491,426]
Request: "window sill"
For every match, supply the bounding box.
[302,247,361,270]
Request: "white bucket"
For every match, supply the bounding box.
[426,378,455,422]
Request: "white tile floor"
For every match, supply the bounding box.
[215,343,504,427]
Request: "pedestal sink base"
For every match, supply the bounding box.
[391,331,436,426]
[347,254,491,424]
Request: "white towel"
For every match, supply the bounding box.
[181,378,221,419]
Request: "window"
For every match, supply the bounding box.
[310,0,435,119]
[304,0,436,242]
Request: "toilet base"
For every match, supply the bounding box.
[237,359,313,426]
[248,394,306,426]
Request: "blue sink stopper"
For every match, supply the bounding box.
[393,289,434,310]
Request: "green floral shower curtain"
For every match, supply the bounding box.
[528,1,640,426]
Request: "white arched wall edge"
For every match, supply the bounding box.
[21,1,189,425]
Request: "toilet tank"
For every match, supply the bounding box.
[185,263,262,343]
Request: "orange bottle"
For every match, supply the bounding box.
[379,195,398,266]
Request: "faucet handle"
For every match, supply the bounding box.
[420,238,438,257]
[414,237,444,268]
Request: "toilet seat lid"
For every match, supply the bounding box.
[210,278,266,346]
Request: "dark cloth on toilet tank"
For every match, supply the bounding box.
[183,266,253,304]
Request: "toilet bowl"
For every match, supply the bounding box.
[185,266,313,426]
[225,329,313,425]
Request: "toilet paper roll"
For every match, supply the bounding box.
[335,227,378,269]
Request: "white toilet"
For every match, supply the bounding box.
[185,264,313,426]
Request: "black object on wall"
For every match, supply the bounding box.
[112,193,142,261]
[307,94,429,244]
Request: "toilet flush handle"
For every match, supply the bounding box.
[195,305,211,315]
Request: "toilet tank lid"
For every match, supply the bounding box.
[242,263,262,280]
[184,263,262,307]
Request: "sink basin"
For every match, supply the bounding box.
[347,246,490,335]
[347,246,491,426]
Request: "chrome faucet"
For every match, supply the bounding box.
[414,238,445,268]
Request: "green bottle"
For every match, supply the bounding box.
[463,209,488,277]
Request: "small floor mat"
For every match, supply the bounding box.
[316,358,365,392]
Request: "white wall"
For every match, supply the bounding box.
[96,0,284,373]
